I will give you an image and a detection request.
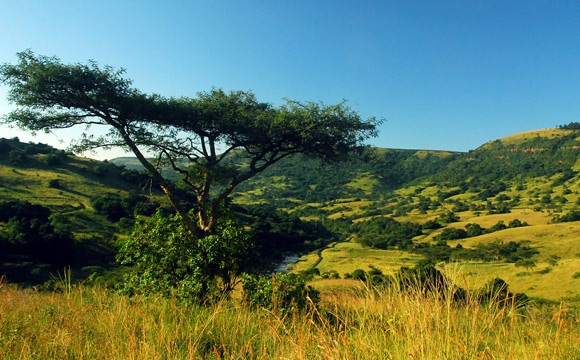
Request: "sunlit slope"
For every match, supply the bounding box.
[480,128,580,149]
[256,128,580,302]
[1,156,143,209]
[0,138,164,239]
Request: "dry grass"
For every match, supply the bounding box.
[481,128,575,149]
[1,274,579,359]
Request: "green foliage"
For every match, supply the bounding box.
[435,228,468,241]
[508,219,529,228]
[552,210,580,223]
[397,264,466,302]
[241,273,320,314]
[8,149,28,165]
[477,278,528,307]
[42,150,68,166]
[354,216,422,250]
[117,210,257,302]
[321,270,340,279]
[239,204,338,263]
[1,50,382,235]
[414,239,539,264]
[465,223,484,237]
[438,211,460,224]
[296,267,321,281]
[352,269,367,281]
[558,121,580,130]
[91,191,159,222]
[0,200,77,283]
[47,178,61,189]
[91,195,127,222]
[515,259,537,272]
[422,220,442,230]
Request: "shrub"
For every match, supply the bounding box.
[477,278,528,307]
[8,150,28,165]
[242,273,320,314]
[297,267,320,280]
[436,227,468,241]
[48,179,61,189]
[42,150,67,166]
[117,210,257,302]
[508,219,529,228]
[553,210,580,223]
[422,220,442,230]
[321,270,340,279]
[397,265,466,302]
[438,211,460,224]
[352,269,367,281]
[91,195,127,222]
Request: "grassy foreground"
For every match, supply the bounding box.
[1,277,579,360]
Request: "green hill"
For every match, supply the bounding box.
[0,137,164,285]
[5,126,580,301]
[225,127,580,301]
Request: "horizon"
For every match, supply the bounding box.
[1,1,579,160]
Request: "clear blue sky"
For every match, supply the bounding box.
[1,1,579,159]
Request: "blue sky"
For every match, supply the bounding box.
[1,1,579,159]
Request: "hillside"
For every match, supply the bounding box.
[0,137,164,285]
[227,127,580,301]
[4,127,580,301]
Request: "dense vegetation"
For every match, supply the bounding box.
[4,123,580,289]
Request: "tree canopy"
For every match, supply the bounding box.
[1,50,383,236]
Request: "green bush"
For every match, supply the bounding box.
[117,210,257,302]
[352,269,367,281]
[48,179,61,189]
[91,195,127,222]
[436,227,468,241]
[242,273,320,314]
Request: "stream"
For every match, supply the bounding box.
[274,253,301,273]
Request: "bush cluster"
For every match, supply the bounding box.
[241,273,320,315]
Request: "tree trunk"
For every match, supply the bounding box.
[119,129,200,238]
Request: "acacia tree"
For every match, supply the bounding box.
[1,50,382,237]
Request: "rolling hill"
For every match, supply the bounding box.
[226,127,580,301]
[3,127,580,301]
[0,137,165,285]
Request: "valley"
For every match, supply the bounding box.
[3,126,580,302]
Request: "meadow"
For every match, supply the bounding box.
[1,275,579,359]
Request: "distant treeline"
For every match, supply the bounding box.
[558,121,580,130]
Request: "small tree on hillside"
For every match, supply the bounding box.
[515,259,536,272]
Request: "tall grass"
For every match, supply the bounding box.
[1,275,578,359]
